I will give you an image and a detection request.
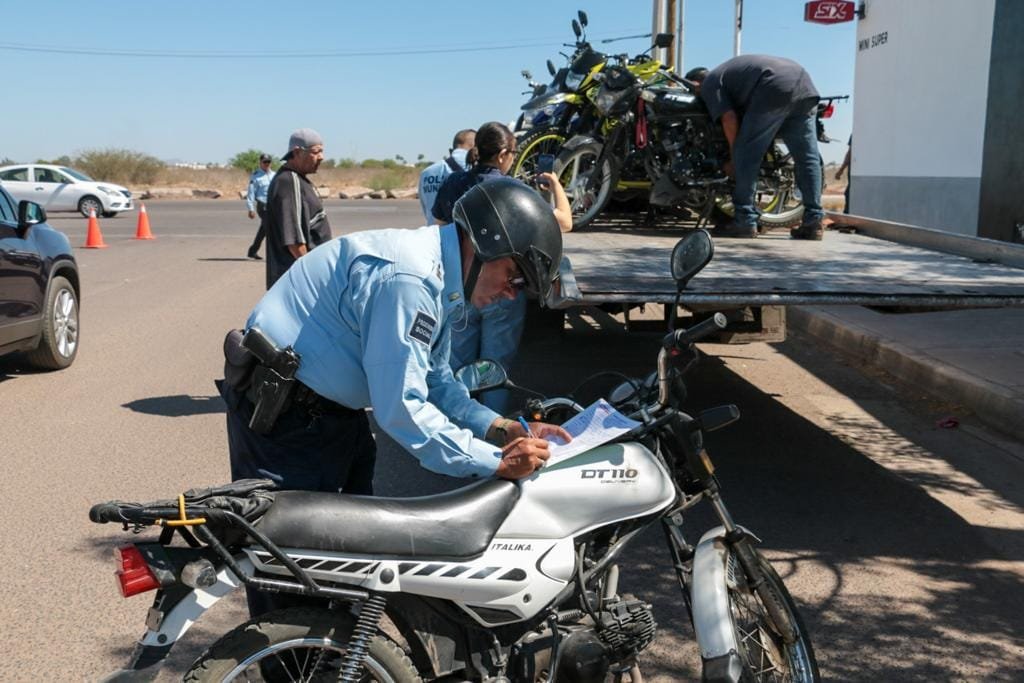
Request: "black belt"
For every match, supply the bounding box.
[244,379,357,417]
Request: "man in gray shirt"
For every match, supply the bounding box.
[263,128,332,288]
[697,55,824,239]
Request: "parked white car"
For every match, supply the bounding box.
[0,164,134,217]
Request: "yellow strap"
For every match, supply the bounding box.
[156,493,207,527]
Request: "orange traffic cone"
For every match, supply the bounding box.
[134,203,155,240]
[84,208,108,249]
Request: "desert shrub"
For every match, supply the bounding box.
[336,158,357,169]
[229,148,280,172]
[367,170,410,191]
[75,148,165,185]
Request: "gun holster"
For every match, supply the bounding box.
[241,327,301,435]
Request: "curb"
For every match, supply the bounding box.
[789,306,1024,442]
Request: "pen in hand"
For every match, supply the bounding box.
[517,416,535,438]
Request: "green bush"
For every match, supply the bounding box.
[360,158,399,169]
[229,148,279,172]
[336,158,357,169]
[75,148,165,185]
[367,170,406,191]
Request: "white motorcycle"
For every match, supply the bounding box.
[90,229,818,682]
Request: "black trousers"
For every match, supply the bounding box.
[218,380,376,617]
[249,202,266,252]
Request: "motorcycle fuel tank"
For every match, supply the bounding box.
[495,442,676,539]
[650,90,704,116]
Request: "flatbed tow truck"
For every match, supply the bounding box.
[549,211,1024,342]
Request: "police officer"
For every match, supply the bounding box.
[223,177,570,490]
[262,128,332,289]
[418,128,475,223]
[244,153,275,260]
[695,55,825,240]
[431,122,572,413]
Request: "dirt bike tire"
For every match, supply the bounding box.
[724,550,820,682]
[183,606,422,682]
[510,126,567,182]
[554,141,618,231]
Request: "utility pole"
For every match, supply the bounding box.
[734,0,743,56]
[675,0,685,74]
[651,0,668,64]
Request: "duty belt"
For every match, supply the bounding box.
[245,378,356,417]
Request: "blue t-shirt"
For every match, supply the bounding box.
[431,165,511,224]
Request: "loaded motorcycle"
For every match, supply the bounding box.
[511,11,670,185]
[90,230,818,682]
[554,60,845,231]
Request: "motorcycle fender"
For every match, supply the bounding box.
[690,526,744,683]
[560,135,600,153]
[101,557,252,681]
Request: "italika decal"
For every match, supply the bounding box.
[581,468,639,481]
[491,542,533,551]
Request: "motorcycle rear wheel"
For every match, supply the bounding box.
[725,551,819,682]
[555,142,617,230]
[511,126,566,182]
[184,607,422,682]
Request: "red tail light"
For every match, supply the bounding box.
[821,103,835,119]
[115,544,161,597]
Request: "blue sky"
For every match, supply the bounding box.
[0,1,857,165]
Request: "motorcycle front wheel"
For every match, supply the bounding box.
[725,551,819,682]
[184,607,422,682]
[555,142,617,230]
[511,126,566,182]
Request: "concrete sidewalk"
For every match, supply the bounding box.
[789,305,1024,442]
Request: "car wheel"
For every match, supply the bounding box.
[101,211,118,218]
[25,276,79,370]
[78,195,103,218]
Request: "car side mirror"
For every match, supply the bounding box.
[655,32,674,49]
[670,229,714,290]
[17,200,46,235]
[455,359,509,397]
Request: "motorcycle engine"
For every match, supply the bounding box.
[649,119,720,209]
[555,597,658,683]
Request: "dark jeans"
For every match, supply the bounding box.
[731,97,824,228]
[218,380,376,617]
[249,202,266,253]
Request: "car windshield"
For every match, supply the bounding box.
[60,167,94,182]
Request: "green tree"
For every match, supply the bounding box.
[229,149,279,172]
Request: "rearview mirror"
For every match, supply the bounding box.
[17,200,46,234]
[578,10,588,27]
[455,359,509,397]
[572,19,582,38]
[547,59,556,76]
[670,229,714,290]
[654,32,674,49]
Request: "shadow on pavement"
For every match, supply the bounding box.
[122,394,225,417]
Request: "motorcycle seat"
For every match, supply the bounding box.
[255,479,520,559]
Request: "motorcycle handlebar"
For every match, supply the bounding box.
[663,313,728,350]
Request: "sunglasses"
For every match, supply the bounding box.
[507,275,527,292]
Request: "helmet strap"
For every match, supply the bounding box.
[463,255,483,304]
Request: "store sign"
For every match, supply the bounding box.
[804,0,856,24]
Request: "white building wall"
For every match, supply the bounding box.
[851,0,995,233]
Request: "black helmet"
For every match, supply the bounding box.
[452,178,563,302]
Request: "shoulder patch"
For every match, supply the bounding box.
[408,311,437,346]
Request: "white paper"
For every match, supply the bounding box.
[544,399,641,466]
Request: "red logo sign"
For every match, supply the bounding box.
[804,0,856,24]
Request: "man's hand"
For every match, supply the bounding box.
[496,437,552,479]
[248,210,256,219]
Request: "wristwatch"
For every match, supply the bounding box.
[492,418,516,444]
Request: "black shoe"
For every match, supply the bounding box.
[789,221,823,241]
[247,248,262,260]
[713,222,758,238]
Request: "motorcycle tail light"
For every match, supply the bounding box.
[115,544,161,598]
[821,103,835,119]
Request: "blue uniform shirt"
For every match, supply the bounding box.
[246,168,275,211]
[247,224,504,479]
[418,148,469,222]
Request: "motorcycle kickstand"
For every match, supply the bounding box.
[337,593,388,682]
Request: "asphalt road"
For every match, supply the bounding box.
[1,200,1022,681]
